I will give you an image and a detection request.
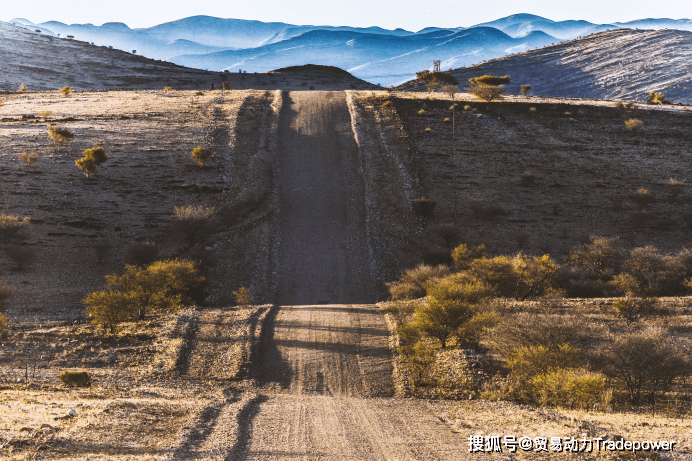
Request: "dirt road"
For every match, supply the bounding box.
[274,91,375,305]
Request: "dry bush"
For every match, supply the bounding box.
[0,313,6,335]
[567,236,625,281]
[616,100,637,114]
[467,83,504,102]
[532,368,607,409]
[435,223,460,247]
[60,86,73,96]
[46,124,75,150]
[125,241,159,267]
[381,100,392,107]
[469,75,510,86]
[628,188,654,209]
[5,245,34,271]
[625,118,644,131]
[17,83,27,92]
[380,299,417,323]
[611,295,658,324]
[18,151,38,166]
[233,286,252,306]
[441,84,460,100]
[602,327,690,404]
[195,91,204,96]
[190,146,212,166]
[75,146,108,177]
[387,264,451,300]
[520,85,532,96]
[163,86,174,92]
[59,370,91,387]
[648,91,667,104]
[469,202,505,220]
[0,214,30,246]
[451,243,486,270]
[37,110,51,120]
[417,109,426,115]
[173,205,217,247]
[412,198,436,216]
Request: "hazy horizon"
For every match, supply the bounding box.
[6,0,692,31]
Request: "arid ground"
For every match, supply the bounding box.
[1,88,692,459]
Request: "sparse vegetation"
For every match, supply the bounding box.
[46,124,75,150]
[415,70,459,93]
[616,100,637,114]
[173,204,217,247]
[60,86,73,96]
[467,83,504,102]
[190,146,212,166]
[59,370,92,387]
[18,151,38,166]
[0,214,30,246]
[37,110,51,120]
[17,83,27,92]
[233,286,252,306]
[625,118,644,130]
[648,91,667,104]
[163,86,174,92]
[520,85,532,96]
[75,146,108,176]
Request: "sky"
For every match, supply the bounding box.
[8,0,692,31]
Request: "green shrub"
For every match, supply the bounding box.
[386,264,451,300]
[468,75,510,86]
[467,84,504,102]
[451,243,486,270]
[412,198,436,216]
[59,370,91,387]
[412,276,488,348]
[84,290,135,332]
[173,204,217,247]
[533,368,606,409]
[233,286,252,306]
[467,256,518,298]
[648,91,667,104]
[514,254,560,300]
[163,86,174,92]
[401,341,434,386]
[75,147,108,177]
[60,86,73,96]
[46,124,74,150]
[380,299,417,323]
[456,310,498,345]
[612,295,658,323]
[191,146,212,166]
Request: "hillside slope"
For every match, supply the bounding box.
[396,29,692,104]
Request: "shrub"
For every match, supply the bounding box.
[38,110,51,121]
[612,295,658,323]
[0,281,13,313]
[60,86,73,96]
[191,146,212,166]
[567,236,625,281]
[467,84,504,102]
[616,100,637,114]
[416,70,459,92]
[83,290,135,332]
[46,124,74,150]
[441,84,460,100]
[411,198,436,216]
[451,243,486,270]
[5,245,34,271]
[435,223,460,247]
[468,75,510,86]
[412,277,488,348]
[603,327,690,403]
[417,109,426,115]
[456,310,498,345]
[125,241,159,267]
[17,83,27,92]
[666,177,686,201]
[221,81,231,90]
[163,86,174,92]
[173,204,217,246]
[93,259,205,320]
[75,147,108,177]
[233,286,252,306]
[0,313,6,335]
[381,100,392,107]
[0,214,30,246]
[533,368,606,409]
[467,255,518,298]
[18,151,38,166]
[401,341,434,385]
[648,91,667,104]
[514,254,560,300]
[195,91,204,96]
[387,264,451,300]
[520,85,532,96]
[59,371,91,387]
[625,118,644,131]
[380,299,417,323]
[506,344,582,401]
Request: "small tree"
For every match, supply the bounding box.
[467,83,504,102]
[83,291,135,333]
[46,124,74,150]
[233,287,252,306]
[191,146,212,166]
[60,86,73,97]
[648,91,667,104]
[75,147,108,177]
[520,85,532,96]
[173,204,217,247]
[416,70,458,93]
[18,151,38,166]
[469,75,510,86]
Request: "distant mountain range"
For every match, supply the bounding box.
[8,14,692,85]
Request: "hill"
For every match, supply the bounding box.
[395,29,692,104]
[0,22,376,91]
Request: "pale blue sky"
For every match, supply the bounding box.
[10,0,692,31]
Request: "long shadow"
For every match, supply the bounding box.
[244,304,292,389]
[283,305,380,315]
[273,321,389,337]
[272,338,391,357]
[223,394,268,461]
[171,402,228,460]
